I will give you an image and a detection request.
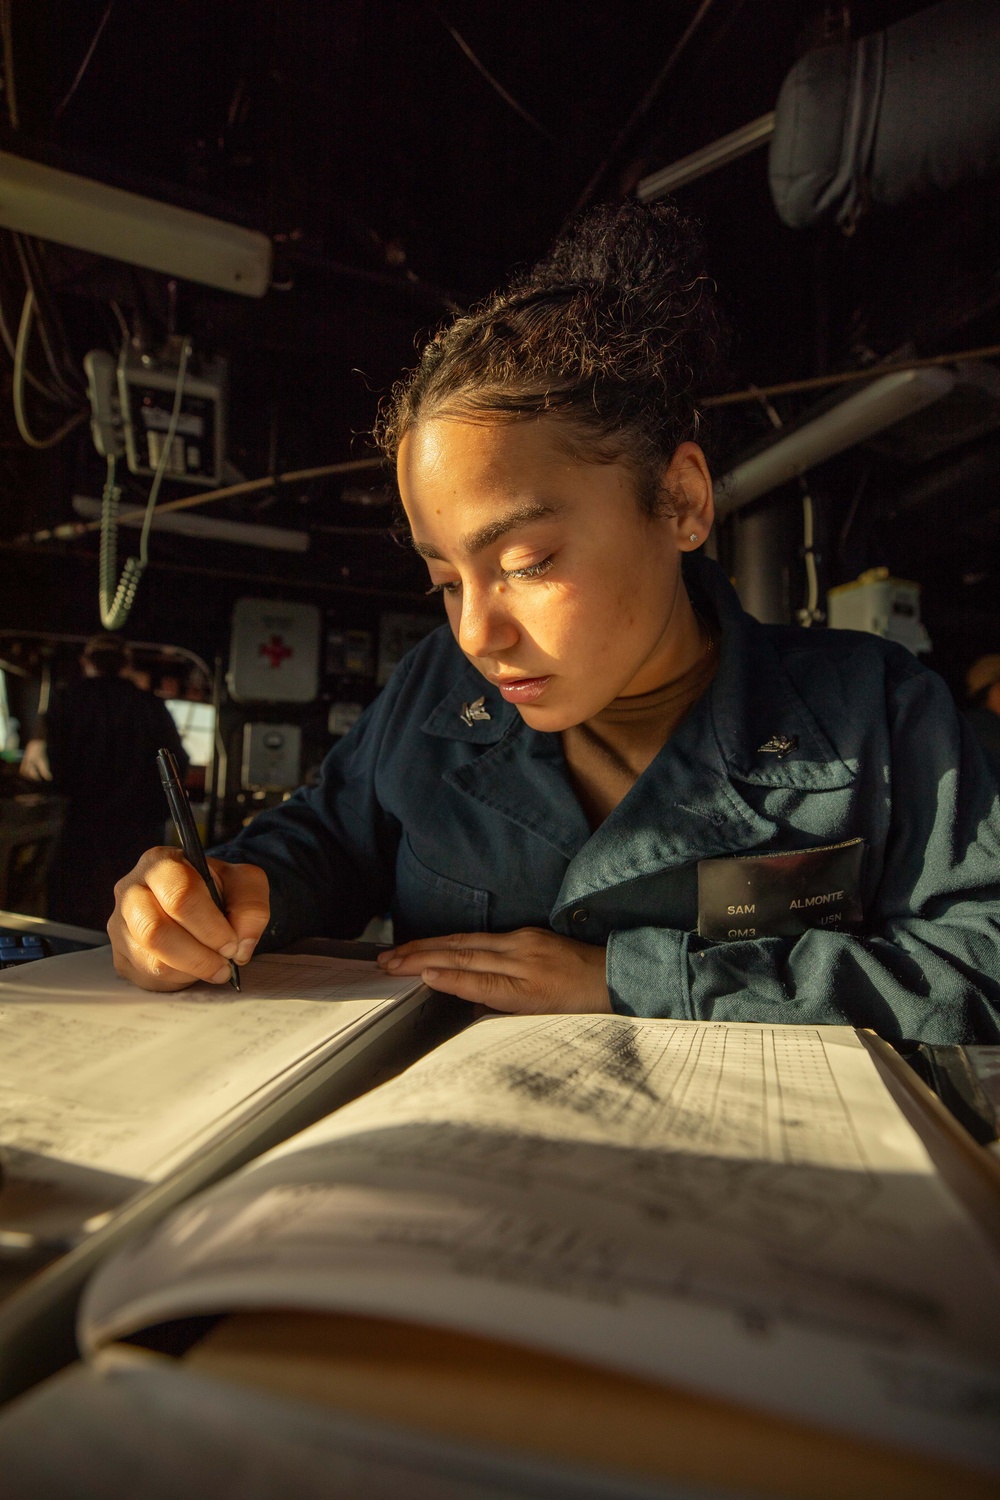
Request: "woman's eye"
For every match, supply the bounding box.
[501,555,555,582]
[425,555,554,596]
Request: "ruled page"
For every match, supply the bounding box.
[0,947,422,1184]
[80,1016,1000,1472]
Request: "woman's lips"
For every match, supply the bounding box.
[494,675,552,703]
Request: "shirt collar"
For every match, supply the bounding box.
[421,659,519,745]
[686,554,856,791]
[419,554,858,792]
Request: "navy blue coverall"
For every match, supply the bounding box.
[214,557,1000,1043]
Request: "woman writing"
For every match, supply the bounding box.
[108,204,1000,1042]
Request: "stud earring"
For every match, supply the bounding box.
[688,533,699,543]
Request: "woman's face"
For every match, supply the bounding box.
[397,416,713,732]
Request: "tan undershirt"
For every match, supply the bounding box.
[561,634,718,828]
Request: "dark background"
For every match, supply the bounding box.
[1,0,998,698]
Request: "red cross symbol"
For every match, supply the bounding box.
[259,634,293,669]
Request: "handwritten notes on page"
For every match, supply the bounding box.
[0,946,423,1185]
[81,1016,1000,1473]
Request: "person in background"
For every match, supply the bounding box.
[964,655,1000,782]
[43,634,188,931]
[17,736,50,782]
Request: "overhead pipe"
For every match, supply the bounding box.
[70,496,310,553]
[714,367,955,517]
[637,113,776,202]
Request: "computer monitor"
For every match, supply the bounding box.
[164,700,215,769]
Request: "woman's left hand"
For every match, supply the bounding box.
[376,927,611,1014]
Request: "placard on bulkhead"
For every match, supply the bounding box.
[228,599,321,703]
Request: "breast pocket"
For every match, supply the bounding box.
[393,834,492,941]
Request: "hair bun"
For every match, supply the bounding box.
[376,196,730,486]
[518,201,709,301]
[505,200,729,406]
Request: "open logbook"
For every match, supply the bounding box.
[0,946,428,1214]
[73,1014,1000,1480]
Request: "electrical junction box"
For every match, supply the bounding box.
[377,612,441,686]
[328,701,363,738]
[827,567,931,655]
[241,723,301,791]
[326,627,374,678]
[119,345,227,486]
[228,599,321,703]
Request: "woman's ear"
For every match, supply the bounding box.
[662,442,714,550]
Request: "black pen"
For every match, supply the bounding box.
[156,747,241,992]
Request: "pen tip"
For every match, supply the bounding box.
[230,961,241,992]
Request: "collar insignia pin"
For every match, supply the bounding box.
[460,696,492,728]
[757,733,798,759]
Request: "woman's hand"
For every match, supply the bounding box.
[377,927,611,1014]
[108,848,270,991]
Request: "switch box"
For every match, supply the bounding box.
[241,722,302,791]
[827,567,931,656]
[119,345,227,486]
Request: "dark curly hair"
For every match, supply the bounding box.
[374,201,728,516]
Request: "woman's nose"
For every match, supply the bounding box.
[457,585,519,659]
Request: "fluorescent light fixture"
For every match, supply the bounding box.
[72,496,308,552]
[0,150,271,297]
[637,113,776,203]
[714,367,956,517]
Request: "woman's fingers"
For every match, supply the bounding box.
[212,859,270,963]
[108,847,270,991]
[144,850,240,955]
[379,929,543,969]
[117,882,236,985]
[377,926,611,1015]
[419,966,533,1011]
[381,943,534,981]
[111,891,223,991]
[378,931,539,1005]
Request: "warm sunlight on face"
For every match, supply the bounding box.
[397,416,714,731]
